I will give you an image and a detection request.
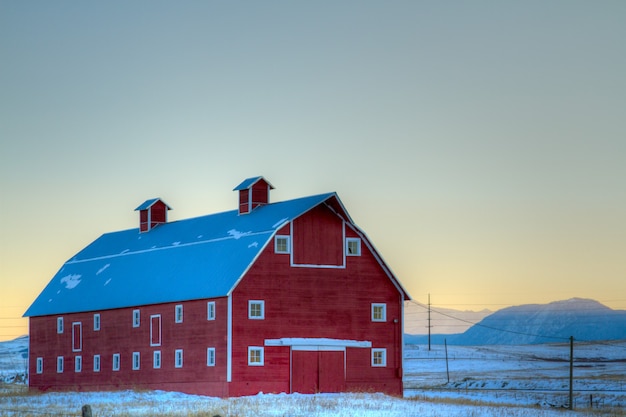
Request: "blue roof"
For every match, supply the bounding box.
[25,193,335,317]
[233,176,274,191]
[134,198,171,211]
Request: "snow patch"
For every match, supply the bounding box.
[96,264,110,275]
[248,242,259,248]
[104,278,111,286]
[197,235,203,239]
[228,229,251,239]
[272,217,289,228]
[60,274,82,289]
[120,249,130,254]
[172,241,181,246]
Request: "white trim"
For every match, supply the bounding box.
[133,309,140,327]
[346,237,361,256]
[175,349,183,368]
[153,350,161,369]
[371,303,387,322]
[264,338,371,348]
[93,354,101,372]
[150,314,161,346]
[175,304,183,323]
[207,301,216,320]
[72,322,82,352]
[74,355,82,373]
[132,352,140,370]
[372,348,387,367]
[93,313,100,331]
[207,347,216,367]
[112,353,120,371]
[36,357,43,374]
[248,346,264,366]
[274,235,290,254]
[227,294,232,382]
[248,300,265,319]
[56,356,63,373]
[57,317,64,334]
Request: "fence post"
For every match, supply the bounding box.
[82,404,93,417]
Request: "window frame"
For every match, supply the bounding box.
[75,356,82,373]
[371,348,387,367]
[248,346,264,366]
[57,317,64,334]
[132,352,140,370]
[207,347,216,367]
[93,313,101,331]
[133,309,140,328]
[112,353,120,371]
[175,349,183,368]
[56,356,63,373]
[36,357,43,374]
[175,304,183,323]
[72,322,82,352]
[274,235,290,254]
[248,300,265,320]
[93,354,101,372]
[371,303,387,322]
[346,237,361,256]
[207,301,216,320]
[153,351,161,369]
[150,314,162,347]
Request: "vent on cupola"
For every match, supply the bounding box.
[134,198,172,232]
[233,176,274,215]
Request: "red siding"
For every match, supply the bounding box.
[230,222,404,396]
[150,201,167,227]
[292,204,344,266]
[238,189,250,214]
[250,182,269,209]
[29,298,229,396]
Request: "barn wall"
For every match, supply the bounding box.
[230,214,403,396]
[292,204,344,266]
[29,298,229,396]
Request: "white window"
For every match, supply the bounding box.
[132,352,140,370]
[275,235,290,254]
[207,347,216,367]
[346,238,361,256]
[56,356,63,373]
[36,357,43,374]
[372,348,387,367]
[57,317,64,334]
[93,314,101,331]
[93,355,101,372]
[175,304,183,323]
[133,309,140,327]
[75,356,82,373]
[112,353,120,371]
[175,349,183,368]
[150,315,162,347]
[153,351,161,369]
[207,301,216,320]
[248,300,265,319]
[371,303,387,322]
[248,346,264,366]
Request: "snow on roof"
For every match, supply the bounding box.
[24,193,336,317]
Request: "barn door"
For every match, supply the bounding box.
[292,350,345,394]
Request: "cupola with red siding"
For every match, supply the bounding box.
[134,198,172,232]
[233,176,275,215]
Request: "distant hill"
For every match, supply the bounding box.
[412,298,626,345]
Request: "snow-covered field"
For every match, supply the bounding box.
[1,337,625,416]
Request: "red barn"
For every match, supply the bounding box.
[24,177,410,397]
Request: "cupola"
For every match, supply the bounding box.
[233,176,274,215]
[134,198,172,232]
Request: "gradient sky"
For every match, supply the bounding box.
[1,1,625,341]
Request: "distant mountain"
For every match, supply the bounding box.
[404,301,492,335]
[449,298,626,345]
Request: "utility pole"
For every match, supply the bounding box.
[428,294,432,352]
[569,336,574,410]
